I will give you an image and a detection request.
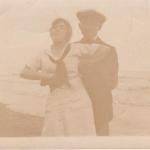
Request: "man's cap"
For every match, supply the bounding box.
[76,9,106,24]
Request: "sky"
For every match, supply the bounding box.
[0,0,150,74]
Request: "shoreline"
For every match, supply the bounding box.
[0,103,43,137]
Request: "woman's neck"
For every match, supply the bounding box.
[52,42,67,51]
[51,42,68,58]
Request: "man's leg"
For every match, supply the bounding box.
[95,121,109,136]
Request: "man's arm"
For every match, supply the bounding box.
[97,47,119,90]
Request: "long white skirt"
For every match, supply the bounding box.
[42,78,96,136]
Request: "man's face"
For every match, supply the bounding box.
[79,22,102,40]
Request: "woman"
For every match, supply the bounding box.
[20,18,96,136]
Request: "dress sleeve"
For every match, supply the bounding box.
[71,43,91,57]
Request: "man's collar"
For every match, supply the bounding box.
[78,37,102,44]
[74,37,114,49]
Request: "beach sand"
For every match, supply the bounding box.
[0,103,43,137]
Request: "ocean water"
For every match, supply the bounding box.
[0,74,49,117]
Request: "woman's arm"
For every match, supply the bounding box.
[20,66,51,81]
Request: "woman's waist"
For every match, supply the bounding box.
[48,76,84,90]
[46,94,92,112]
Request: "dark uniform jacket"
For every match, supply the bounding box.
[77,37,119,130]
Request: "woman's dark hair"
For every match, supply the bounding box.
[50,18,72,42]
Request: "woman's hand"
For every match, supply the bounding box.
[40,72,53,86]
[40,72,52,80]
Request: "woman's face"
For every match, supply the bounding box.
[50,21,69,43]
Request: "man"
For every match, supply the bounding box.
[76,9,119,135]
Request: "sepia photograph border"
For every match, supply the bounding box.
[0,137,150,149]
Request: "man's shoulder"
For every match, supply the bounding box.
[100,41,114,48]
[92,43,115,59]
[72,39,116,53]
[98,40,116,53]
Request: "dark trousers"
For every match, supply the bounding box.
[95,121,109,136]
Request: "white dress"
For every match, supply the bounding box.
[27,43,99,136]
